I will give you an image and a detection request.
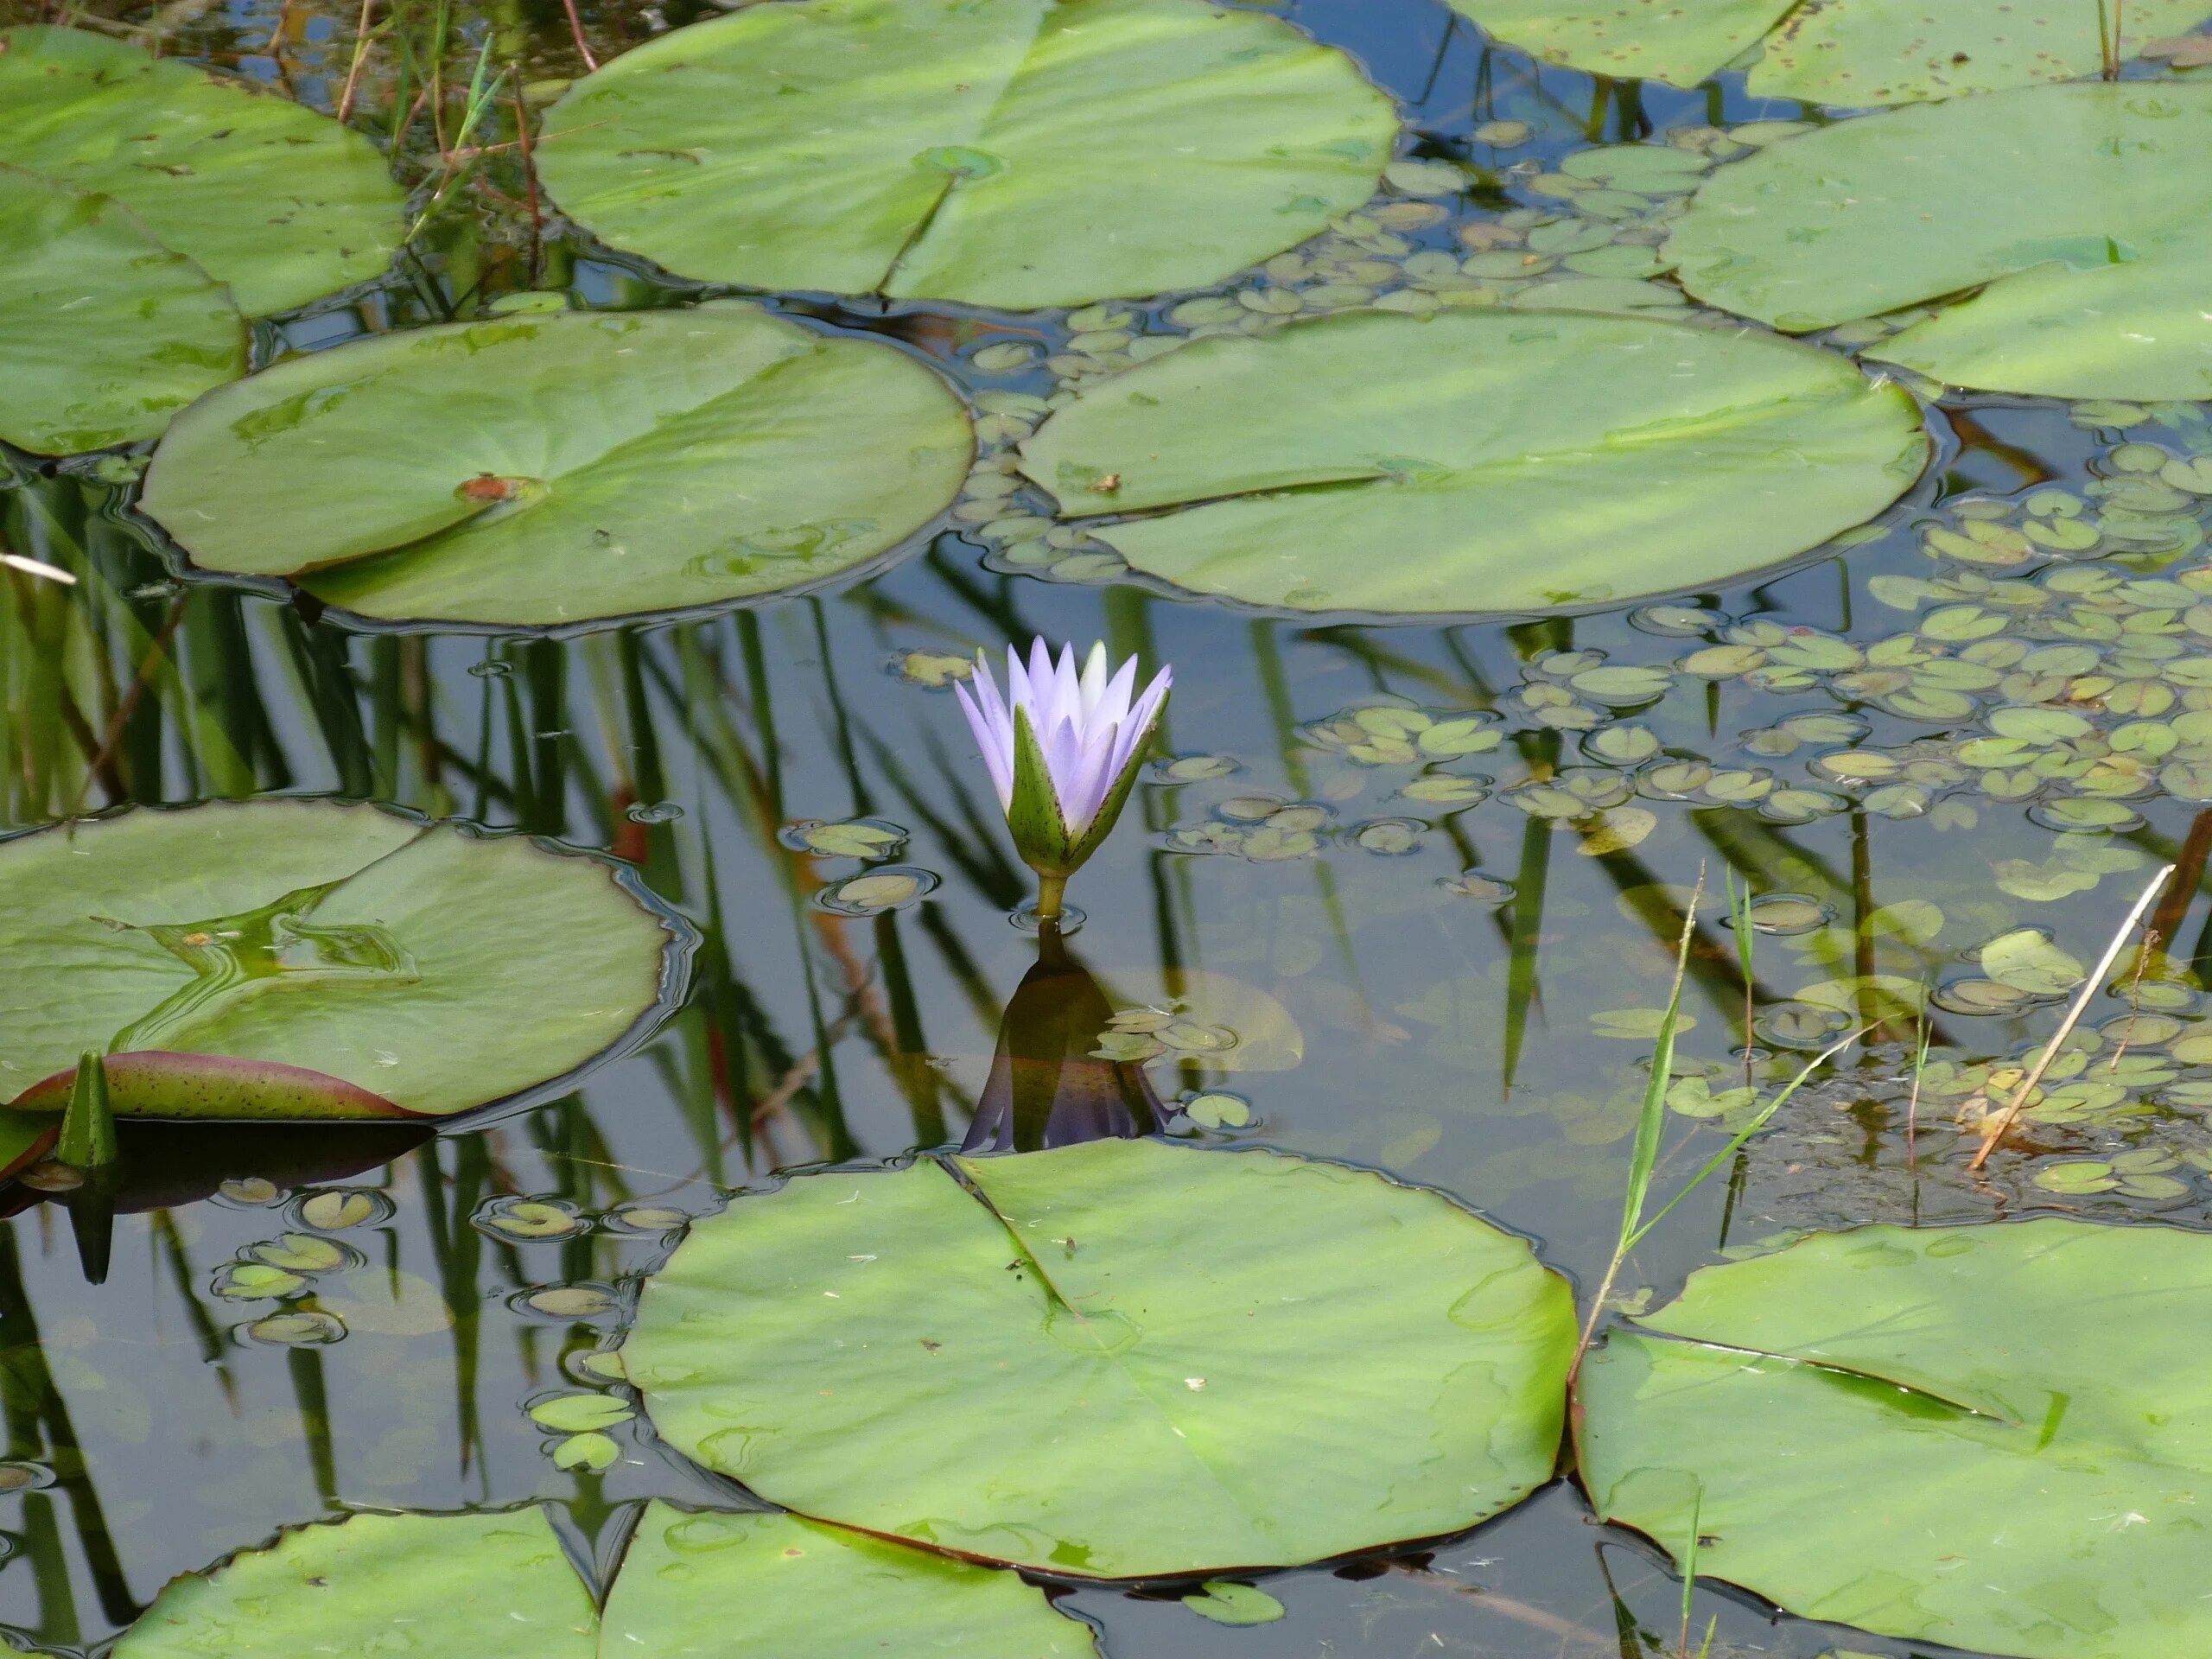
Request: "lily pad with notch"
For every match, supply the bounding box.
[534,0,1396,310]
[1017,309,1928,615]
[1576,1219,2212,1659]
[0,800,678,1120]
[625,1136,1574,1578]
[139,306,974,626]
[1669,84,2212,400]
[1446,0,2212,104]
[112,1501,1093,1656]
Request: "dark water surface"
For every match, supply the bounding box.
[3,0,2209,1652]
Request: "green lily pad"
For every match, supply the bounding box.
[535,0,1395,310]
[0,167,245,455]
[1980,927,2086,995]
[1576,1220,2212,1659]
[1448,0,2211,103]
[1017,310,1926,615]
[0,26,404,315]
[138,306,972,626]
[626,1137,1574,1579]
[1669,85,2212,399]
[0,801,676,1118]
[113,1503,1095,1656]
[607,1506,1096,1655]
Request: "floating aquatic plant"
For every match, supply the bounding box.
[955,639,1170,925]
[535,0,1396,309]
[1454,0,2212,101]
[1577,1219,2212,1659]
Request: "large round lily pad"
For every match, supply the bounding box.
[535,0,1397,310]
[625,1137,1575,1579]
[115,1509,598,1658]
[0,166,245,454]
[1576,1219,2212,1659]
[138,305,973,626]
[1016,309,1928,615]
[1449,0,2211,103]
[114,1503,1095,1656]
[0,801,677,1118]
[0,25,404,316]
[1669,84,2212,400]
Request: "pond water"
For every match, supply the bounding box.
[3,0,2212,1653]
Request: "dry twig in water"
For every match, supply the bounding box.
[1967,861,2175,1170]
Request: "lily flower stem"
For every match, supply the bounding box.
[1036,872,1069,924]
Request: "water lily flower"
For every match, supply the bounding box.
[954,639,1171,922]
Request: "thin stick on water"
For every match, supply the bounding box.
[561,0,600,71]
[335,0,376,123]
[2109,934,2157,1073]
[1968,862,2174,1171]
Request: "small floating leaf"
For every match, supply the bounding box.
[1183,1582,1287,1625]
[550,1432,620,1472]
[250,1234,349,1274]
[528,1393,634,1433]
[298,1191,383,1231]
[1980,929,2087,996]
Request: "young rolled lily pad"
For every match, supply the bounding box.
[1669,86,2212,399]
[1576,1220,2212,1659]
[1019,310,1927,615]
[1450,0,2211,103]
[139,306,973,626]
[0,801,677,1120]
[625,1138,1574,1579]
[112,1503,1095,1656]
[535,0,1395,310]
[0,26,404,315]
[0,168,245,455]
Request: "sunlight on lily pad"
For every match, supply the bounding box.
[0,169,245,455]
[626,1138,1574,1578]
[0,26,404,316]
[112,1503,1091,1656]
[1449,0,2211,103]
[1670,85,2212,399]
[0,801,676,1118]
[537,0,1395,310]
[1578,1220,2212,1659]
[1020,310,1927,615]
[139,306,972,626]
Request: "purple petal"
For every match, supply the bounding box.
[1107,667,1173,780]
[953,679,1013,809]
[1093,655,1138,729]
[1061,725,1120,833]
